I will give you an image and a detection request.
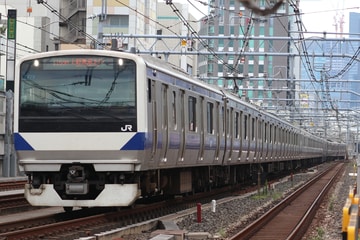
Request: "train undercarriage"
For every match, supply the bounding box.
[24,157,331,210]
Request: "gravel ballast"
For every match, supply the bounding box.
[122,161,353,240]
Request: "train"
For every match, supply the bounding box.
[13,49,347,209]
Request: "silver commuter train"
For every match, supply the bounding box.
[14,50,346,208]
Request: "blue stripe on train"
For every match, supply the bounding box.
[14,133,34,151]
[121,132,146,150]
[13,132,146,151]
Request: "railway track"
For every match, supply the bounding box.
[0,180,30,214]
[0,185,235,239]
[0,180,26,191]
[0,193,31,215]
[0,163,342,239]
[229,162,344,240]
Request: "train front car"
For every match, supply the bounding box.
[14,50,147,208]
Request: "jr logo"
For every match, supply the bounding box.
[121,125,133,131]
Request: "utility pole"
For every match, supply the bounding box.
[4,9,16,177]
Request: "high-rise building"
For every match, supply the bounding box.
[348,12,360,109]
[62,0,157,50]
[0,0,193,73]
[156,2,198,76]
[197,0,293,109]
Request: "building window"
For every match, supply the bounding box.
[259,65,264,73]
[108,15,129,27]
[219,26,224,34]
[209,26,215,34]
[219,39,224,47]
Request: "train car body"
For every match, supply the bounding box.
[13,50,347,208]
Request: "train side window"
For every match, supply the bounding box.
[188,96,196,131]
[172,91,177,129]
[206,102,214,134]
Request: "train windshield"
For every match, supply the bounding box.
[18,55,137,132]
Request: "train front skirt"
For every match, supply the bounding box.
[24,183,141,207]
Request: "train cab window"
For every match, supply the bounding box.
[19,55,137,132]
[188,96,196,131]
[207,102,214,134]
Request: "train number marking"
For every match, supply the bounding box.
[121,125,133,131]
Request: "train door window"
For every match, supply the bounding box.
[147,79,152,102]
[215,102,220,135]
[251,117,255,140]
[199,96,204,131]
[206,102,214,134]
[282,129,285,144]
[172,91,177,130]
[289,131,292,145]
[188,96,196,131]
[227,108,231,136]
[162,84,168,129]
[244,114,248,140]
[264,122,268,142]
[287,130,289,144]
[274,126,277,143]
[235,112,239,139]
[258,118,262,140]
[180,90,185,128]
[220,107,225,135]
[269,124,272,143]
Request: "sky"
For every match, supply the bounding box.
[172,0,360,35]
[299,0,360,34]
